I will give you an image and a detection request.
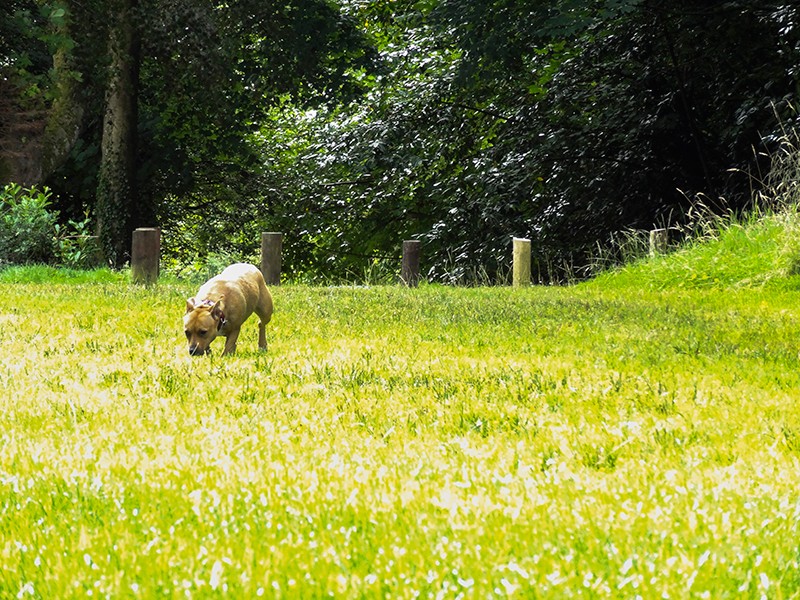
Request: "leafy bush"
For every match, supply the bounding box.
[54,211,103,269]
[0,183,100,268]
[0,183,57,264]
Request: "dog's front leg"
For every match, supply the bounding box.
[221,328,241,356]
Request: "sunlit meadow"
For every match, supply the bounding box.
[2,252,800,597]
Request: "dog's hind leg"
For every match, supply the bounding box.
[255,299,272,353]
[257,321,267,352]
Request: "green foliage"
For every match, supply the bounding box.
[235,0,800,283]
[10,0,800,283]
[0,183,57,264]
[53,210,102,269]
[0,183,101,268]
[134,0,378,241]
[0,0,73,105]
[3,0,379,264]
[162,248,260,284]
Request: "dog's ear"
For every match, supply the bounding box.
[186,297,196,313]
[211,297,225,319]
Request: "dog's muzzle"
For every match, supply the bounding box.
[188,345,210,356]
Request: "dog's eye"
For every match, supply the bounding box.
[199,329,208,336]
[184,330,190,339]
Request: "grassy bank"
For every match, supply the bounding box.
[2,215,800,597]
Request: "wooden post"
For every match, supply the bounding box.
[261,232,283,286]
[512,237,531,287]
[650,228,668,256]
[401,240,421,287]
[131,227,160,285]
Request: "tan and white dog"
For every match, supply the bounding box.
[184,263,273,356]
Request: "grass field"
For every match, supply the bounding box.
[3,212,800,598]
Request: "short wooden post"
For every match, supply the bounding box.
[401,240,421,287]
[650,228,668,256]
[261,232,283,286]
[512,237,531,287]
[131,227,160,285]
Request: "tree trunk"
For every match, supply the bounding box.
[0,80,46,186]
[39,43,86,183]
[96,0,140,266]
[0,2,84,187]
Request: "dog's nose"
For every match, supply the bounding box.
[188,345,204,356]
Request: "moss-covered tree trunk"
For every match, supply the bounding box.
[96,0,140,266]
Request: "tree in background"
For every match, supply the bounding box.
[96,0,140,265]
[3,0,799,280]
[250,0,800,282]
[142,0,376,269]
[0,1,87,186]
[2,0,375,265]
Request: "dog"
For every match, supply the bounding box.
[184,263,273,356]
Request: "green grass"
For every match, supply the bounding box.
[3,212,800,598]
[0,264,127,284]
[593,208,800,291]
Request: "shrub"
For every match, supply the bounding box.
[54,211,103,269]
[0,183,57,264]
[0,183,101,268]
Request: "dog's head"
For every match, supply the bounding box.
[183,297,225,356]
